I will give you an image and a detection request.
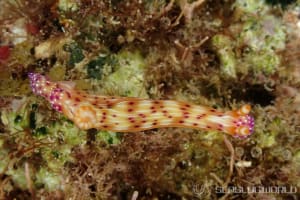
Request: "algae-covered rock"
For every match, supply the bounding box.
[86,55,114,80]
[257,131,277,148]
[213,2,287,76]
[58,0,78,12]
[233,0,268,14]
[0,101,29,133]
[96,130,121,145]
[243,49,281,74]
[48,64,66,81]
[103,51,148,98]
[7,168,28,190]
[238,15,286,51]
[35,168,62,191]
[212,34,237,78]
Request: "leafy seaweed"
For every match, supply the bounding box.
[14,115,22,124]
[86,55,116,79]
[33,126,48,137]
[64,42,85,67]
[29,111,36,129]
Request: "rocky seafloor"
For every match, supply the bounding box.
[0,0,299,199]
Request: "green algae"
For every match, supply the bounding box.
[212,34,237,78]
[102,51,148,98]
[213,3,287,76]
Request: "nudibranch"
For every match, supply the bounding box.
[28,73,254,138]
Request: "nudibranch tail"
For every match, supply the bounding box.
[28,72,255,138]
[225,106,254,138]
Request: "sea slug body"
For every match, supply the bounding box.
[28,73,254,138]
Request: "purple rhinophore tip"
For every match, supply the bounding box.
[28,72,41,83]
[28,72,34,79]
[28,72,43,94]
[247,115,255,134]
[28,73,52,96]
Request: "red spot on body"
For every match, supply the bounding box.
[152,110,157,113]
[184,115,189,119]
[134,125,140,128]
[180,107,187,111]
[206,125,211,129]
[193,123,198,126]
[152,122,157,126]
[150,106,155,109]
[128,108,133,112]
[185,104,191,108]
[103,125,108,128]
[112,114,117,118]
[138,113,146,118]
[66,92,71,98]
[210,109,216,112]
[128,101,134,105]
[141,120,147,123]
[154,101,160,104]
[179,120,184,124]
[75,98,80,102]
[168,116,172,118]
[128,117,135,123]
[196,114,206,119]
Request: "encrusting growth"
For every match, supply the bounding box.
[28,73,254,138]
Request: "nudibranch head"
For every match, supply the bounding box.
[28,72,63,112]
[28,72,50,97]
